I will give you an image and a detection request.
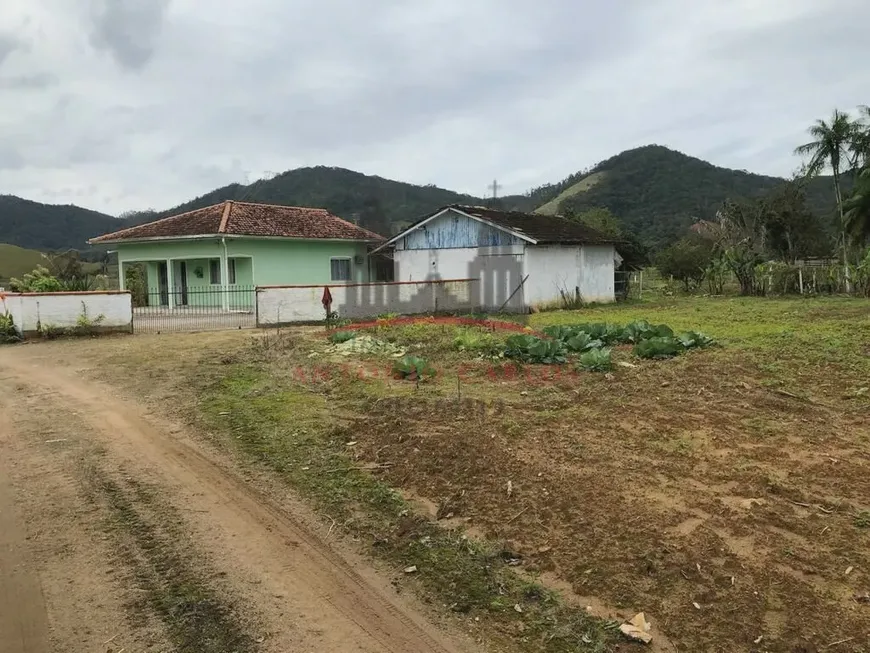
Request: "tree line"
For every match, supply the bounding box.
[653,106,870,296]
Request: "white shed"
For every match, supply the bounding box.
[371,205,622,311]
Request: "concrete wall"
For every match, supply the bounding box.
[578,245,617,303]
[2,291,133,336]
[523,245,582,306]
[393,242,616,308]
[256,279,478,325]
[393,246,525,311]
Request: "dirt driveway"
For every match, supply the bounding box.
[0,341,472,653]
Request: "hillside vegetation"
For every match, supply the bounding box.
[534,171,606,215]
[141,166,538,237]
[539,145,839,247]
[0,195,119,251]
[0,146,841,253]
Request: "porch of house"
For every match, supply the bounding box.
[120,256,255,312]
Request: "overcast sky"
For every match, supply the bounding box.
[1,0,868,216]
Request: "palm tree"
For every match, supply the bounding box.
[845,167,870,247]
[848,105,870,170]
[795,109,856,288]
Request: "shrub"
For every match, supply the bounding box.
[766,262,801,295]
[37,322,63,339]
[328,330,358,344]
[578,348,612,372]
[9,265,63,292]
[392,356,436,381]
[504,335,567,364]
[633,337,684,359]
[852,248,870,298]
[0,311,20,344]
[655,237,714,291]
[705,257,729,295]
[125,265,148,307]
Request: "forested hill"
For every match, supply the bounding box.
[138,166,537,237]
[0,195,118,251]
[532,145,839,247]
[0,147,839,252]
[0,168,533,251]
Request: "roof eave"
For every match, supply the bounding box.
[534,239,618,245]
[370,206,537,254]
[89,233,383,246]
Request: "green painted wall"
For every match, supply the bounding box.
[117,237,370,290]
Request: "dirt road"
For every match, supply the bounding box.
[0,343,472,653]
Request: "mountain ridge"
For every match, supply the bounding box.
[0,145,838,252]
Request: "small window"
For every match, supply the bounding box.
[209,259,221,284]
[228,259,237,285]
[330,258,352,281]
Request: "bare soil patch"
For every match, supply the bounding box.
[0,338,474,653]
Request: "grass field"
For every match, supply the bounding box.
[0,243,46,284]
[535,172,606,215]
[68,296,870,651]
[0,243,116,288]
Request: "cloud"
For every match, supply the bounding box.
[0,72,56,90]
[0,0,868,216]
[0,143,25,170]
[0,32,22,68]
[88,0,170,70]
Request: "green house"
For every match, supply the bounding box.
[89,201,384,309]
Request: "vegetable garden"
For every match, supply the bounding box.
[324,316,715,381]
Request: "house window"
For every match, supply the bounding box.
[228,259,237,285]
[209,259,221,284]
[330,258,352,281]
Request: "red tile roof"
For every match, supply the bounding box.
[89,201,384,244]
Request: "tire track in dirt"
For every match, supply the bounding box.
[0,351,470,653]
[0,459,50,653]
[1,394,172,653]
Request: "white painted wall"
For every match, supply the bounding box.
[2,292,133,335]
[394,247,475,282]
[523,245,581,306]
[579,245,617,302]
[257,279,477,324]
[393,246,525,310]
[522,244,617,305]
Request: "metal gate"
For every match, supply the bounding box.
[132,286,257,333]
